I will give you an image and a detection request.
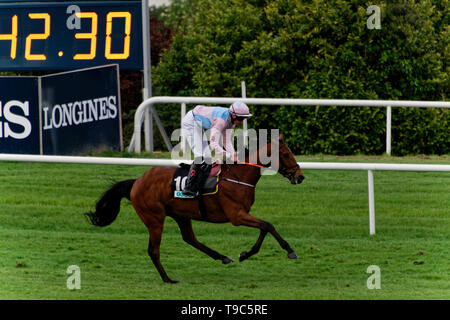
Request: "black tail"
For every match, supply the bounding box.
[84,179,136,227]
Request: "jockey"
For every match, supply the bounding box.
[181,101,252,196]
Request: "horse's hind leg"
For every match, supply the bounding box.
[134,204,177,283]
[147,228,178,284]
[173,216,234,264]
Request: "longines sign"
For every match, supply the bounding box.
[0,64,122,155]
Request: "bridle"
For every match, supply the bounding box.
[278,163,299,180]
[277,142,300,180]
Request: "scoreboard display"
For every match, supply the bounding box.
[0,1,143,70]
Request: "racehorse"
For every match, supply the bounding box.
[85,136,305,283]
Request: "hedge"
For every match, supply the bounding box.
[149,0,449,155]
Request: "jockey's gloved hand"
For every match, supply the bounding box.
[223,154,237,164]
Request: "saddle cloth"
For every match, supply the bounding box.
[171,163,221,198]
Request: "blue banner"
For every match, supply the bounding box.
[0,77,40,154]
[40,64,122,155]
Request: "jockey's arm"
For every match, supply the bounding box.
[210,126,236,162]
[222,128,237,161]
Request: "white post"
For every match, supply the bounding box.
[386,106,391,156]
[368,169,376,235]
[241,81,248,147]
[144,109,153,152]
[135,112,142,153]
[142,0,153,152]
[181,103,186,154]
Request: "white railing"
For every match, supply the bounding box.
[131,96,450,154]
[1,153,449,235]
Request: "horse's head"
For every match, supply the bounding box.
[276,135,305,185]
[243,133,305,184]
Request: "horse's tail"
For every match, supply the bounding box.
[84,179,136,227]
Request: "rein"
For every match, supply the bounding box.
[222,177,255,188]
[240,162,264,168]
[221,162,263,188]
[220,146,299,187]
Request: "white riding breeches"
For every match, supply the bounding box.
[182,110,212,162]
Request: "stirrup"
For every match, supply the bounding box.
[182,179,200,196]
[182,188,199,197]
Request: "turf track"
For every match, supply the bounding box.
[0,154,449,299]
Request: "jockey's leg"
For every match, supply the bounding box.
[182,157,203,196]
[182,116,213,196]
[199,129,212,180]
[183,157,212,197]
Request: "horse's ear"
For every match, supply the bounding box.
[279,133,284,141]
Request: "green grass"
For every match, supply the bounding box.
[0,154,449,299]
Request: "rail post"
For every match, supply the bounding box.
[241,81,248,148]
[181,102,187,153]
[368,169,376,235]
[386,106,391,156]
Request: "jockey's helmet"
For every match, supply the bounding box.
[229,101,252,118]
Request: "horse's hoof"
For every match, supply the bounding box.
[288,251,299,259]
[164,278,179,284]
[239,251,248,262]
[222,257,234,264]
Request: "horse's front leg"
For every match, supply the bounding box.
[239,229,267,262]
[231,209,298,261]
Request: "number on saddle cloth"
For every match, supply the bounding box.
[171,163,220,198]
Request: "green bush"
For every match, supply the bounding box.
[152,0,449,155]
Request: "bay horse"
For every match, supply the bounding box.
[85,137,305,283]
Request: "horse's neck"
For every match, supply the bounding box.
[221,142,274,184]
[243,163,262,185]
[239,148,269,184]
[240,142,275,184]
[246,142,273,167]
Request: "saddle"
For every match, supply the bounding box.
[171,163,221,199]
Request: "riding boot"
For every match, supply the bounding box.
[198,162,212,193]
[200,162,212,181]
[182,162,202,196]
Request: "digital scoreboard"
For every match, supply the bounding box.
[0,1,143,70]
